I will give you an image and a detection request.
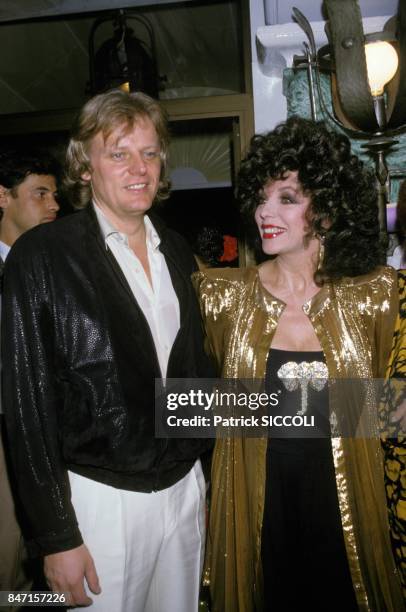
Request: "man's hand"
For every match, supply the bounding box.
[44,544,101,607]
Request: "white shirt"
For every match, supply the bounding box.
[387,244,406,270]
[94,204,180,379]
[0,240,10,263]
[0,240,11,415]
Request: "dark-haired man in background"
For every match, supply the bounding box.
[0,150,59,601]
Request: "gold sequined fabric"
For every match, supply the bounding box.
[193,265,404,612]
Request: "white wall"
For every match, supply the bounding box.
[262,0,398,25]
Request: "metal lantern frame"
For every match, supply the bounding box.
[292,0,406,240]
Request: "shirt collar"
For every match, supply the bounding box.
[0,240,11,261]
[144,215,161,251]
[93,202,161,251]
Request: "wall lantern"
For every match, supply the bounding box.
[88,9,159,98]
[293,0,406,245]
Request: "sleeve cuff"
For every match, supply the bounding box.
[26,525,83,557]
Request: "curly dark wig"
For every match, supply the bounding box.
[237,116,384,282]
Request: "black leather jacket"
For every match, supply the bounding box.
[2,206,214,556]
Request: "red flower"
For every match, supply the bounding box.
[219,235,238,262]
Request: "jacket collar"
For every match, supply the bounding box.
[82,202,192,325]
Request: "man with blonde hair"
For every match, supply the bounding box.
[2,91,213,612]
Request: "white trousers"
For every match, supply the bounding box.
[68,461,206,612]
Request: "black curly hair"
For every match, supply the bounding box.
[194,226,224,267]
[237,116,384,283]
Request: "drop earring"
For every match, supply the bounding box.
[317,236,325,271]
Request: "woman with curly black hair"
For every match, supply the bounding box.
[239,115,385,278]
[193,117,404,611]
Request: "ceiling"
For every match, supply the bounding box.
[0,0,243,115]
[0,0,197,23]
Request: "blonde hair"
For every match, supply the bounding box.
[65,90,170,209]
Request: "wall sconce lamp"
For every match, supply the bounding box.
[364,38,398,126]
[88,9,159,98]
[293,0,406,246]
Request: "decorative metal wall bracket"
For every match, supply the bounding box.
[292,1,406,248]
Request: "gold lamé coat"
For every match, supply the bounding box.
[193,265,405,612]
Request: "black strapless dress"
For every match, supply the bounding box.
[261,348,358,611]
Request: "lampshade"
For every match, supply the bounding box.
[364,41,398,96]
